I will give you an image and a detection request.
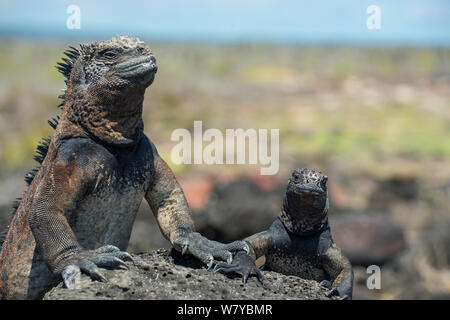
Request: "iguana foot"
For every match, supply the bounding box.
[61,245,135,289]
[214,251,264,284]
[326,286,350,300]
[320,280,351,299]
[319,280,332,289]
[173,231,249,269]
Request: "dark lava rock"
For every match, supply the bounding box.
[369,175,419,209]
[195,180,283,243]
[330,212,406,266]
[44,249,331,300]
[422,219,450,269]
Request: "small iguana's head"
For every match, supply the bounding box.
[279,168,329,235]
[61,35,157,146]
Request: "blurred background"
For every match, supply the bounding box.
[0,0,449,299]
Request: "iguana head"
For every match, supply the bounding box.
[279,168,329,235]
[58,35,158,146]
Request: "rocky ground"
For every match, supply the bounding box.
[44,249,332,300]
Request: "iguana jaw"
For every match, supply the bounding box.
[63,79,147,147]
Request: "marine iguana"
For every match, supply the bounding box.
[214,168,354,299]
[0,35,248,300]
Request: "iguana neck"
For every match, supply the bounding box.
[279,191,329,235]
[63,88,145,147]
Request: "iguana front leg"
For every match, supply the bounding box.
[321,244,354,300]
[145,150,248,268]
[28,141,134,288]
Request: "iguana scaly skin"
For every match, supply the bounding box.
[0,36,248,300]
[215,168,354,299]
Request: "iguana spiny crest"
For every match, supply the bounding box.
[0,36,249,300]
[39,36,156,180]
[1,35,157,247]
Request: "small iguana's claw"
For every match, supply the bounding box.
[61,245,134,289]
[214,251,264,284]
[327,287,340,297]
[319,280,332,289]
[326,286,350,300]
[172,231,249,267]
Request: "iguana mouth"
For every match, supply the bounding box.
[290,186,325,196]
[115,55,157,77]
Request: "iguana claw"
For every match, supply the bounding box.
[91,245,135,268]
[173,231,249,268]
[61,245,134,288]
[206,256,215,270]
[327,287,339,297]
[319,280,332,289]
[62,265,81,289]
[324,284,351,300]
[326,286,349,299]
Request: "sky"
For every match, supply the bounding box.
[0,0,449,46]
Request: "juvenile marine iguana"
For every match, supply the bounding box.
[0,36,248,299]
[214,168,354,299]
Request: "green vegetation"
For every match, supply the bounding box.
[0,41,448,178]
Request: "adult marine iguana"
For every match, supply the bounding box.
[0,35,248,299]
[214,168,354,299]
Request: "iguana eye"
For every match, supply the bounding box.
[100,50,117,59]
[321,177,328,189]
